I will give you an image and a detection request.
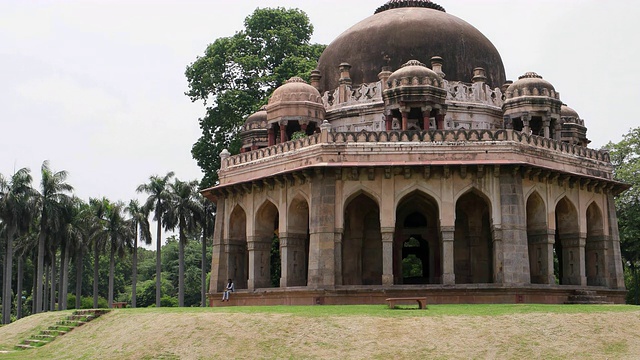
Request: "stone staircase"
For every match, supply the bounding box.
[15,309,110,350]
[565,290,614,305]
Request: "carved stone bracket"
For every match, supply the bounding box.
[368,167,375,181]
[424,166,431,180]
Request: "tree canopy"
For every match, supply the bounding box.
[186,7,325,188]
[605,126,640,303]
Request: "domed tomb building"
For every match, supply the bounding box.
[203,0,627,305]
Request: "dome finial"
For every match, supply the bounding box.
[375,0,446,14]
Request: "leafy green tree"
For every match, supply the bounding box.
[186,7,325,187]
[126,199,151,308]
[1,168,37,323]
[34,161,73,313]
[137,171,175,307]
[605,127,640,304]
[165,179,203,307]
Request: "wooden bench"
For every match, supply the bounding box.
[111,301,127,309]
[385,297,427,309]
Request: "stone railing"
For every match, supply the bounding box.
[221,128,610,169]
[445,80,504,108]
[321,80,504,109]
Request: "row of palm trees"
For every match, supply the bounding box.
[0,162,213,324]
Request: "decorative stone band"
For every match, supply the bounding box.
[321,80,504,110]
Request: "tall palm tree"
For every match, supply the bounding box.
[126,199,151,308]
[165,179,203,307]
[0,168,37,324]
[89,197,108,308]
[137,171,174,307]
[67,199,96,309]
[35,161,73,313]
[102,201,134,308]
[60,197,90,310]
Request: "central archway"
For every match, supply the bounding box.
[454,191,493,284]
[395,191,440,284]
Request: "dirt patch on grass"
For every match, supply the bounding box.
[7,308,640,359]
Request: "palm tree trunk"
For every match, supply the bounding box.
[201,222,207,307]
[44,263,50,312]
[132,227,138,308]
[16,254,23,320]
[156,218,162,307]
[108,246,115,308]
[31,253,37,314]
[179,223,185,307]
[2,226,16,324]
[93,242,99,308]
[50,251,57,311]
[35,225,46,313]
[60,242,70,310]
[75,252,83,309]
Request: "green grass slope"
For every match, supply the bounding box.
[0,305,638,359]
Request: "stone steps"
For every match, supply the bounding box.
[565,290,614,304]
[15,309,110,351]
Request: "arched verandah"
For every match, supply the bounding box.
[526,192,554,284]
[342,193,382,285]
[251,200,279,289]
[586,202,607,286]
[454,191,493,284]
[282,195,310,287]
[555,197,584,285]
[394,191,440,284]
[228,205,248,290]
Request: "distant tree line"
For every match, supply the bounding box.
[1,163,214,324]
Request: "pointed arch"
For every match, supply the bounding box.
[254,199,280,288]
[454,191,493,284]
[283,194,310,286]
[586,201,606,286]
[394,184,442,211]
[554,196,582,285]
[342,192,382,285]
[228,204,248,289]
[395,190,441,284]
[526,191,552,284]
[342,187,381,213]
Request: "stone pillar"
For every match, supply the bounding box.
[308,169,336,287]
[208,196,226,295]
[585,236,608,287]
[247,237,271,289]
[528,229,556,284]
[401,111,408,131]
[268,126,275,146]
[440,226,455,284]
[497,172,530,284]
[522,113,531,134]
[606,193,625,289]
[504,116,513,130]
[279,121,288,143]
[280,234,307,287]
[543,117,551,138]
[334,230,343,285]
[436,114,445,130]
[560,235,587,285]
[381,230,394,285]
[422,106,432,131]
[385,114,393,131]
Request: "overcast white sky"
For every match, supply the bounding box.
[1,0,639,245]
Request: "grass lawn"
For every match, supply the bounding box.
[0,304,638,359]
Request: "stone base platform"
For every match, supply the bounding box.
[209,285,627,307]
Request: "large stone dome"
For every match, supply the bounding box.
[317,0,506,91]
